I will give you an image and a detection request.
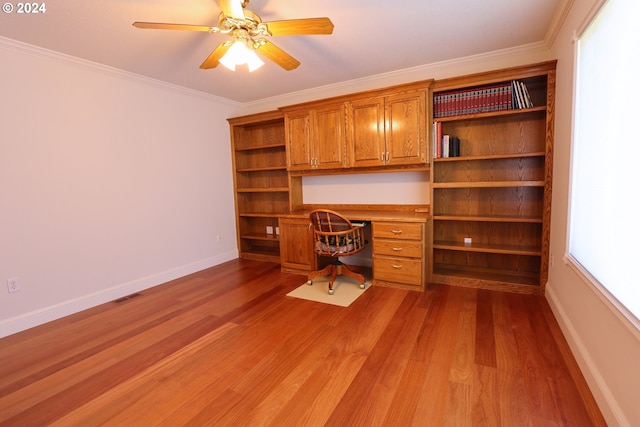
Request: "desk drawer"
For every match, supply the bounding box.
[374,239,423,258]
[373,222,423,240]
[373,256,422,286]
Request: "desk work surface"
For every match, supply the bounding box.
[282,204,431,223]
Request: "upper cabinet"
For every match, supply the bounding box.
[348,89,427,167]
[282,80,433,174]
[285,103,347,171]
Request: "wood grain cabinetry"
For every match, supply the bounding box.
[282,80,432,174]
[430,61,556,294]
[284,103,347,171]
[278,216,316,273]
[229,111,302,262]
[373,221,426,290]
[347,89,427,167]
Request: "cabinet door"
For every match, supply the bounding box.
[279,217,316,273]
[313,104,347,169]
[347,97,386,167]
[385,90,427,165]
[285,111,312,171]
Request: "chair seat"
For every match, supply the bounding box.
[307,209,366,295]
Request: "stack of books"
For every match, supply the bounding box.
[511,80,534,109]
[432,122,460,159]
[433,80,533,118]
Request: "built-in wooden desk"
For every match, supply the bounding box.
[279,204,431,291]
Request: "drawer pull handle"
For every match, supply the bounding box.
[392,264,403,269]
[391,230,403,234]
[392,247,403,251]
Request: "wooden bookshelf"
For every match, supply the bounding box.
[430,61,556,294]
[229,111,302,262]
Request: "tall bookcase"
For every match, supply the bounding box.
[228,111,302,263]
[430,61,556,294]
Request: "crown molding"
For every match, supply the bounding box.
[545,0,575,46]
[1,34,554,115]
[241,41,553,115]
[0,36,241,108]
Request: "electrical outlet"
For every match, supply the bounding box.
[266,226,274,235]
[463,237,472,245]
[7,277,20,293]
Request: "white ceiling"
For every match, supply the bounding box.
[0,0,565,103]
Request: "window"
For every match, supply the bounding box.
[569,0,640,323]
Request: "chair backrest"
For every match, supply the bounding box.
[309,209,365,257]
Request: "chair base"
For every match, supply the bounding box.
[307,259,365,295]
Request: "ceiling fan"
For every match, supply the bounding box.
[133,0,334,71]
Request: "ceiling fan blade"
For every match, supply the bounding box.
[265,18,334,36]
[217,0,245,20]
[200,43,231,69]
[133,22,216,32]
[256,41,300,71]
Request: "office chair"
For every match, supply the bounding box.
[307,209,366,295]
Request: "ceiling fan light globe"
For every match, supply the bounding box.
[219,40,247,70]
[246,49,264,72]
[219,39,264,72]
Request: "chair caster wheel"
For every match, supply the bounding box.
[360,284,365,289]
[306,280,312,286]
[328,289,334,295]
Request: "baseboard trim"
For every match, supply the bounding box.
[546,284,629,426]
[0,251,238,338]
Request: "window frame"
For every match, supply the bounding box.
[566,0,640,333]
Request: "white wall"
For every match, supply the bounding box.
[545,1,640,425]
[0,39,240,337]
[302,171,430,205]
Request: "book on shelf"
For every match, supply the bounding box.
[434,80,535,117]
[511,80,534,109]
[433,83,513,117]
[432,126,461,159]
[450,136,460,157]
[433,121,442,159]
[442,134,450,158]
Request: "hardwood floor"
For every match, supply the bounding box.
[0,259,605,426]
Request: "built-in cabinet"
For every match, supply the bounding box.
[285,103,347,171]
[228,111,302,262]
[279,207,430,291]
[347,89,427,167]
[282,80,433,174]
[278,216,317,272]
[373,220,427,290]
[430,61,556,294]
[228,62,555,295]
